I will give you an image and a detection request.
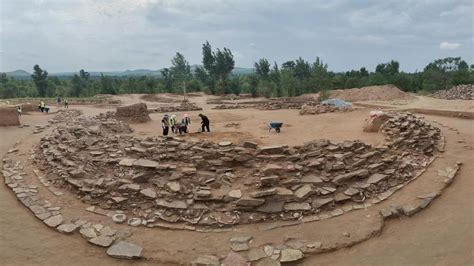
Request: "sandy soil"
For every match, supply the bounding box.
[0,94,473,265]
[359,95,474,112]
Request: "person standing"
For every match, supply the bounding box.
[169,114,177,134]
[57,97,61,106]
[162,114,170,136]
[64,98,69,109]
[198,113,210,132]
[40,101,45,112]
[17,106,22,117]
[182,114,191,133]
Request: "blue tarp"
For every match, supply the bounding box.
[321,98,352,108]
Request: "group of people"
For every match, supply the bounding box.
[160,113,210,136]
[57,97,69,108]
[37,101,50,113]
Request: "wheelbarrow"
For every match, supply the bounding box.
[268,121,283,133]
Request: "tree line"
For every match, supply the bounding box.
[1,41,473,99]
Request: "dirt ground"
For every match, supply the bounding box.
[0,94,473,265]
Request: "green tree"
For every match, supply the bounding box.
[199,41,235,94]
[310,57,332,92]
[79,69,90,80]
[376,60,399,76]
[160,68,173,92]
[255,58,271,80]
[170,52,192,90]
[270,62,282,97]
[99,74,116,94]
[31,64,49,97]
[71,74,86,97]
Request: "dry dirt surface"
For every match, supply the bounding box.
[0,94,473,265]
[330,84,415,102]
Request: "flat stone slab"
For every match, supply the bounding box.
[294,185,314,200]
[155,199,187,209]
[236,197,265,207]
[107,241,143,259]
[312,197,333,208]
[251,188,276,198]
[140,188,157,198]
[80,227,98,239]
[89,235,114,247]
[259,146,284,154]
[280,249,303,262]
[43,214,63,228]
[230,236,253,251]
[228,189,242,200]
[247,248,267,261]
[284,202,311,211]
[301,175,324,184]
[133,159,159,168]
[57,223,80,234]
[242,141,258,149]
[118,158,136,166]
[257,201,284,213]
[218,141,233,147]
[367,173,388,184]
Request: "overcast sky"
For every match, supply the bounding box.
[0,0,472,73]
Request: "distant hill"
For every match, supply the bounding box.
[4,66,254,79]
[5,69,31,77]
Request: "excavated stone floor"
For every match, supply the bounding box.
[0,108,463,265]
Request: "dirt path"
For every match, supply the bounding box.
[0,113,123,265]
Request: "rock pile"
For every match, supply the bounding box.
[256,101,304,110]
[34,112,442,229]
[116,103,151,123]
[299,103,352,115]
[49,109,83,124]
[213,101,318,111]
[213,104,252,110]
[430,84,473,100]
[381,113,442,155]
[149,101,202,113]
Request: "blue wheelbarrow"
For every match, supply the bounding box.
[268,121,283,133]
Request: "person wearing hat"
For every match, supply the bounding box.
[182,114,191,133]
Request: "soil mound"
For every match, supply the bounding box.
[330,85,414,102]
[116,103,151,123]
[430,84,473,100]
[149,101,202,113]
[0,107,20,126]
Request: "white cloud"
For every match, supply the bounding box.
[439,42,462,50]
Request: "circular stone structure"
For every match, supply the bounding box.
[33,111,443,229]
